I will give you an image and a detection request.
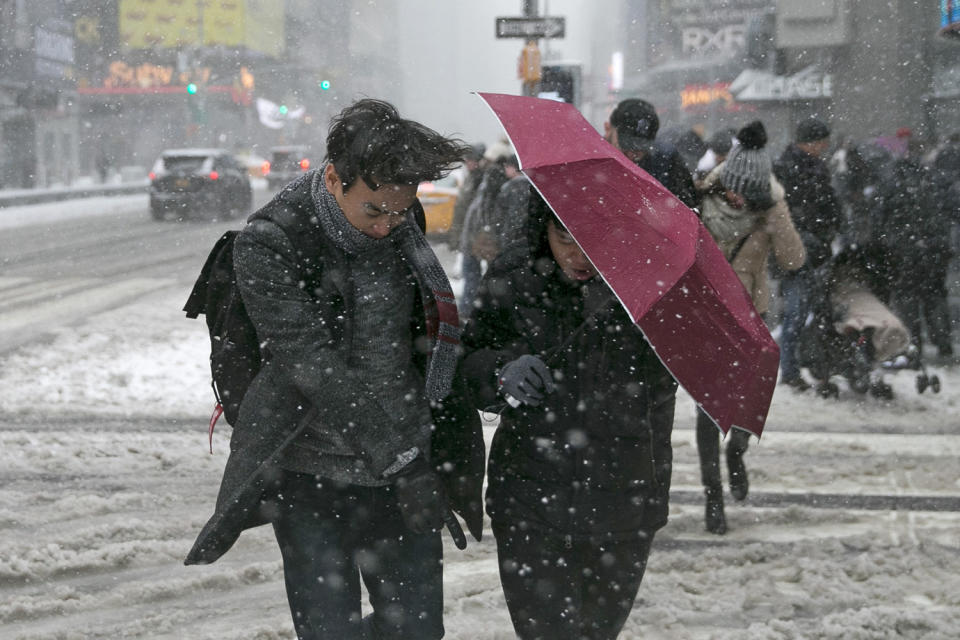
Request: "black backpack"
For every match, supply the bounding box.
[183,195,429,445]
[183,204,324,439]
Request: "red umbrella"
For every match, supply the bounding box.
[477,92,779,438]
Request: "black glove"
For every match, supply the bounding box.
[498,354,555,406]
[394,457,467,550]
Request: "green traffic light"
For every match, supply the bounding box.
[278,104,288,115]
[320,80,331,90]
[186,83,198,95]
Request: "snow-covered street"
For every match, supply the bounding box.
[1,200,959,639]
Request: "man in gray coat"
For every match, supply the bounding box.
[185,99,484,640]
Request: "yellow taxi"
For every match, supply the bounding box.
[417,173,460,235]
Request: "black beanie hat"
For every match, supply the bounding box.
[796,117,831,143]
[610,99,659,152]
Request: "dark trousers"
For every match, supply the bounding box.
[893,255,953,355]
[458,252,484,321]
[779,270,812,380]
[492,521,654,640]
[696,408,751,489]
[271,471,444,640]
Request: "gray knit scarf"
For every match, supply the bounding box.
[307,169,460,401]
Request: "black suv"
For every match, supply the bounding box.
[149,148,252,220]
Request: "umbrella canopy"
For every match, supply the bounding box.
[476,92,779,437]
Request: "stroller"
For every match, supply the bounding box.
[796,245,941,399]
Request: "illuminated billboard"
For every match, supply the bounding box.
[942,0,960,37]
[119,0,284,57]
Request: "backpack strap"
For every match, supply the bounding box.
[728,232,752,263]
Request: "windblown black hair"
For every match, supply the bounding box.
[324,98,470,192]
[525,186,559,260]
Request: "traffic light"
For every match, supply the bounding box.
[518,41,541,84]
[278,104,288,115]
[319,80,331,90]
[186,83,206,125]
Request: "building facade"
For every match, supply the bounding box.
[584,0,960,153]
[0,0,79,188]
[0,0,399,187]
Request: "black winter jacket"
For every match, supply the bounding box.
[461,199,678,542]
[638,140,702,211]
[774,144,843,268]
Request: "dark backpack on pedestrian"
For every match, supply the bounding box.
[183,204,325,438]
[183,195,430,445]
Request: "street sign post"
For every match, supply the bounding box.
[496,16,565,39]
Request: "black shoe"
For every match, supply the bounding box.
[727,451,749,501]
[816,381,840,398]
[705,487,727,535]
[869,379,894,400]
[780,376,811,392]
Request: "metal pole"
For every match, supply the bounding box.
[521,1,540,97]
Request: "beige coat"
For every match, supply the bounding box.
[699,165,806,314]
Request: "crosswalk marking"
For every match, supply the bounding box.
[0,277,175,351]
[0,277,101,310]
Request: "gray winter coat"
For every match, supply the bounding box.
[185,180,484,565]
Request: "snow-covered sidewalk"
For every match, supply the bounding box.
[1,276,958,638]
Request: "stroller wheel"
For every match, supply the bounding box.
[930,375,941,393]
[850,376,870,395]
[817,381,840,398]
[916,374,928,394]
[870,380,894,400]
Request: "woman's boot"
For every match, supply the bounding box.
[727,430,750,501]
[727,449,749,501]
[705,485,727,535]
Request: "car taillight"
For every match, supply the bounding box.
[209,171,219,180]
[300,158,310,170]
[148,171,156,180]
[262,161,270,175]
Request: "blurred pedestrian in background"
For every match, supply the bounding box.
[604,98,701,210]
[694,127,736,188]
[872,138,955,359]
[696,120,805,533]
[492,154,531,253]
[773,117,844,391]
[458,140,513,321]
[833,140,891,248]
[660,125,707,173]
[447,142,485,253]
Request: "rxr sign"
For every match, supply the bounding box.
[681,24,746,57]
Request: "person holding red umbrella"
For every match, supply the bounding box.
[461,191,679,639]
